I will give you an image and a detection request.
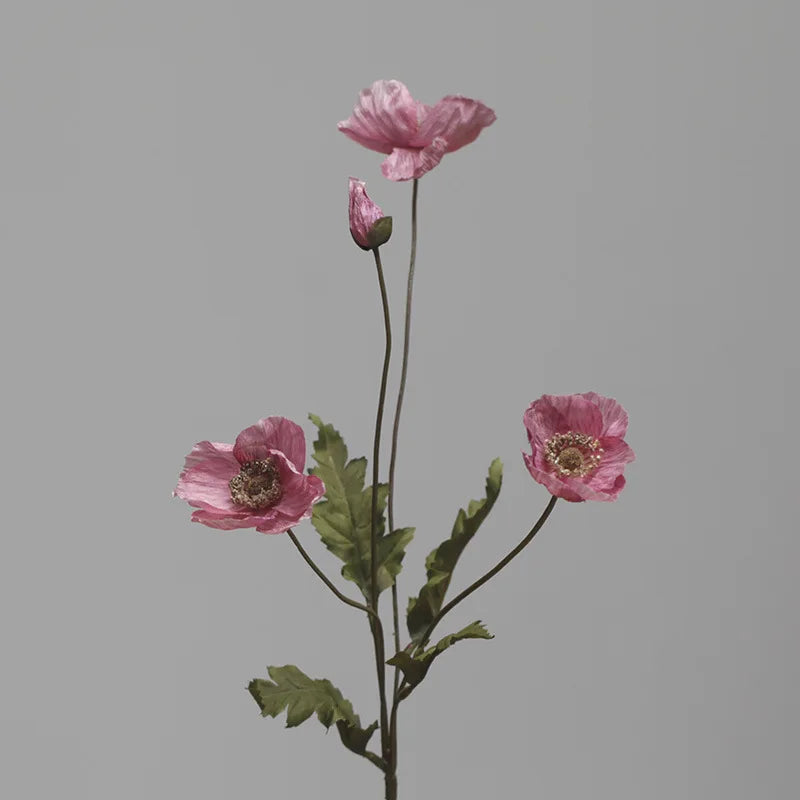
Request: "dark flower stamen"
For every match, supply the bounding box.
[229,458,282,510]
[544,432,603,477]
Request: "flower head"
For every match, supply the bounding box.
[174,416,325,533]
[338,80,496,181]
[349,177,392,250]
[523,393,635,502]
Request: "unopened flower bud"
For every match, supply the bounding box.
[349,177,392,250]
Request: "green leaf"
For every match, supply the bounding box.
[248,665,370,735]
[364,526,415,593]
[406,459,503,643]
[308,414,413,598]
[387,621,494,687]
[336,718,379,756]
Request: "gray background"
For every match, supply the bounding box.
[2,1,798,798]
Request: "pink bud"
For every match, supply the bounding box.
[349,177,392,250]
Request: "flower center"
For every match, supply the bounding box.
[544,432,603,477]
[229,458,282,510]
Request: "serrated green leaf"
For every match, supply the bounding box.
[308,415,413,598]
[406,459,503,643]
[249,666,377,761]
[422,620,494,659]
[342,526,415,595]
[387,621,494,687]
[248,665,357,729]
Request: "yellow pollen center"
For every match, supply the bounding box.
[544,431,603,477]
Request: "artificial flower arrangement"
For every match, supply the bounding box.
[174,80,635,800]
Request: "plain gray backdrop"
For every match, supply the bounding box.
[2,1,798,798]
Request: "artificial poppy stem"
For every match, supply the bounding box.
[391,496,560,709]
[370,245,392,611]
[387,179,419,795]
[370,245,393,772]
[286,530,379,622]
[416,495,559,653]
[388,177,419,692]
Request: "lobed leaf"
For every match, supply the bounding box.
[406,459,503,643]
[308,414,413,598]
[336,718,379,756]
[387,621,494,687]
[248,665,360,729]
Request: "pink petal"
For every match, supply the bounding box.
[233,416,307,470]
[338,80,422,154]
[190,508,272,530]
[416,95,496,153]
[523,452,585,502]
[553,437,632,502]
[589,437,636,490]
[580,392,629,438]
[572,473,627,502]
[255,510,307,535]
[524,395,605,454]
[381,138,448,181]
[524,451,625,503]
[522,393,634,503]
[349,177,385,248]
[269,450,326,518]
[174,441,241,513]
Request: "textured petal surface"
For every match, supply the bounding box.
[523,393,634,502]
[175,417,321,534]
[270,450,326,519]
[523,451,584,502]
[174,441,241,512]
[349,177,384,248]
[254,510,307,535]
[416,95,496,152]
[233,416,307,470]
[581,392,629,437]
[524,394,604,452]
[338,80,421,153]
[591,437,636,491]
[190,508,272,530]
[381,138,448,181]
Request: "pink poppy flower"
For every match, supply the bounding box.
[338,80,496,181]
[523,393,635,502]
[349,177,392,250]
[174,416,325,533]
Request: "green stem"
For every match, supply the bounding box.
[286,530,378,622]
[387,178,419,790]
[393,497,558,707]
[385,771,398,800]
[370,246,392,764]
[414,496,558,654]
[388,178,419,696]
[369,616,390,767]
[362,751,388,772]
[370,246,392,611]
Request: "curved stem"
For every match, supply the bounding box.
[370,246,392,611]
[387,179,419,793]
[286,530,378,622]
[370,246,393,766]
[388,178,419,705]
[415,496,558,652]
[392,497,560,708]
